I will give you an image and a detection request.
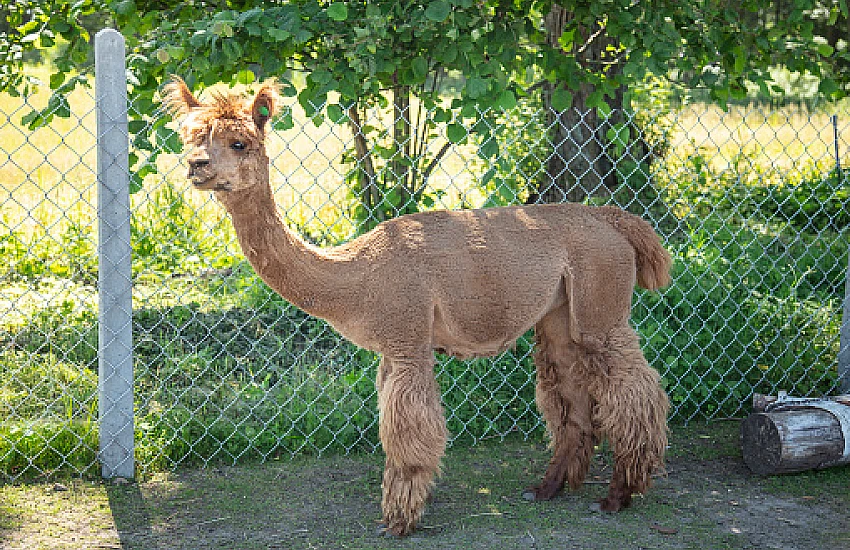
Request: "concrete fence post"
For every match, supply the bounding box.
[95,28,134,479]
[834,116,850,394]
[840,253,850,393]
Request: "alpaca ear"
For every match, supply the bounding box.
[251,82,280,130]
[162,76,202,117]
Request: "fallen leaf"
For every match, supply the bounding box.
[650,523,678,535]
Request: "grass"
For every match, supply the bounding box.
[1,420,849,549]
[669,102,849,174]
[1,63,848,480]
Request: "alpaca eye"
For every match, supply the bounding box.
[231,141,246,151]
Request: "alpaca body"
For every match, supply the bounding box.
[164,78,672,538]
[225,191,638,359]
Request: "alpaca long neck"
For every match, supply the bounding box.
[218,179,339,316]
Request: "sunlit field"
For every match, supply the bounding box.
[670,102,849,173]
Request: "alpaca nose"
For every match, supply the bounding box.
[187,157,209,175]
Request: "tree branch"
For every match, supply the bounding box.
[415,141,452,198]
[347,105,382,220]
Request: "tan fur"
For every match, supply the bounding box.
[163,78,672,536]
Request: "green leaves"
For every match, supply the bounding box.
[465,77,489,99]
[446,123,467,144]
[273,110,295,131]
[326,103,348,124]
[236,69,255,85]
[816,42,835,57]
[497,90,517,110]
[114,0,136,16]
[424,1,451,22]
[606,123,630,158]
[267,28,291,42]
[327,3,348,22]
[411,57,428,80]
[549,88,572,112]
[6,0,844,214]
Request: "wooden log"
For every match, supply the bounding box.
[742,402,850,475]
[752,392,850,413]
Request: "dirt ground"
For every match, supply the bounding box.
[1,421,848,550]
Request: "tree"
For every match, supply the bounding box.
[2,0,847,220]
[533,1,849,205]
[288,0,540,226]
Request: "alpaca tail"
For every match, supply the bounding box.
[592,206,673,291]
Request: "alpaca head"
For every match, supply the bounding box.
[163,77,280,194]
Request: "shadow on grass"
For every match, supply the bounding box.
[0,504,18,549]
[106,483,156,550]
[101,460,385,550]
[3,422,849,549]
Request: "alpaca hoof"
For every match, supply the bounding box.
[596,495,630,513]
[522,483,560,502]
[376,521,413,538]
[375,523,399,538]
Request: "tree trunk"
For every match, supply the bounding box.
[752,393,850,413]
[391,85,413,209]
[531,5,625,204]
[347,106,382,224]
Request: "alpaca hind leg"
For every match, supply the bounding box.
[377,355,447,536]
[526,369,595,500]
[526,306,595,501]
[583,326,669,512]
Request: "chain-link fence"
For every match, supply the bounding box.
[1,37,848,481]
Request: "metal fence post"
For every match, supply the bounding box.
[840,253,850,393]
[95,28,134,479]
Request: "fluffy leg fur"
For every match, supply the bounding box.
[527,306,596,500]
[377,355,448,536]
[578,325,669,512]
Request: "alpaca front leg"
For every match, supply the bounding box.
[377,356,447,537]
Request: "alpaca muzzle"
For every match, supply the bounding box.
[187,159,223,190]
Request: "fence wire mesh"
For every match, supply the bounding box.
[0,75,848,481]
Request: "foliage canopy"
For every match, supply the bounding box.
[1,1,846,216]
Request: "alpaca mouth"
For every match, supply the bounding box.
[190,176,231,191]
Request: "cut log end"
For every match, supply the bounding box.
[742,409,846,475]
[741,413,783,475]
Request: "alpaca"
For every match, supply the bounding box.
[163,78,672,537]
